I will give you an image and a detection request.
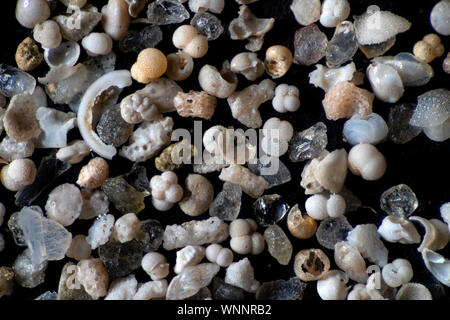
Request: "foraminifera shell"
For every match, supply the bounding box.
[422,249,450,287]
[44,41,80,69]
[343,113,388,145]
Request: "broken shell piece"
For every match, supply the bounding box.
[396,283,432,300]
[309,62,357,93]
[225,258,260,293]
[367,62,404,103]
[227,79,275,128]
[441,202,450,228]
[56,140,91,164]
[76,258,109,300]
[3,87,47,142]
[314,149,348,194]
[230,52,265,81]
[53,6,103,42]
[346,224,389,267]
[111,213,141,243]
[347,144,386,181]
[377,215,421,244]
[228,5,275,52]
[300,150,329,195]
[43,41,80,69]
[188,0,224,14]
[421,248,450,287]
[334,241,367,283]
[86,214,115,249]
[179,174,214,217]
[77,70,132,160]
[317,270,350,300]
[410,216,450,252]
[322,81,374,121]
[174,245,205,274]
[124,78,182,114]
[290,0,321,26]
[39,64,87,105]
[125,0,148,18]
[133,279,168,300]
[199,63,238,99]
[287,204,318,239]
[102,0,131,41]
[166,52,194,81]
[413,34,445,63]
[219,164,268,199]
[119,116,173,162]
[354,6,411,45]
[15,37,43,72]
[264,45,293,79]
[382,259,413,288]
[120,92,162,125]
[33,20,62,50]
[172,25,209,59]
[343,113,388,145]
[173,90,217,120]
[163,217,229,251]
[33,107,76,149]
[294,248,330,282]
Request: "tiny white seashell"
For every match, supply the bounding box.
[309,62,357,92]
[422,118,450,142]
[319,0,350,28]
[377,215,421,245]
[343,113,388,145]
[77,70,132,159]
[422,248,450,287]
[382,258,413,288]
[316,270,350,300]
[44,41,80,69]
[410,216,450,252]
[395,283,432,300]
[367,62,404,103]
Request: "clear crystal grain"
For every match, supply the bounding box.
[380,184,418,218]
[209,182,242,221]
[147,0,190,25]
[316,216,353,250]
[264,225,293,265]
[288,122,328,162]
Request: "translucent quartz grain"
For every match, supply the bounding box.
[293,24,328,66]
[288,122,328,162]
[212,277,245,300]
[388,103,423,144]
[264,225,293,265]
[119,26,163,53]
[316,216,353,250]
[209,182,242,221]
[253,194,289,226]
[326,21,358,68]
[124,164,151,196]
[380,184,418,218]
[256,278,307,300]
[138,219,164,252]
[13,248,48,288]
[248,157,292,188]
[191,12,224,41]
[101,176,145,214]
[0,64,36,97]
[147,0,190,25]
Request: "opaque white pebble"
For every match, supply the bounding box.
[81,33,113,57]
[316,270,349,300]
[142,252,170,280]
[305,194,329,220]
[320,0,350,28]
[16,0,50,29]
[430,0,450,36]
[327,194,346,218]
[348,144,386,181]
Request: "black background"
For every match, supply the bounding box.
[0,0,449,301]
